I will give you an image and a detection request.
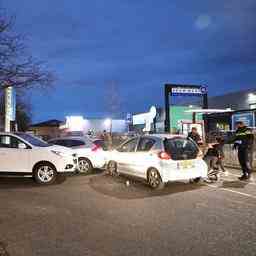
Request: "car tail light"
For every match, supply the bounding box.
[91,144,101,152]
[158,151,171,160]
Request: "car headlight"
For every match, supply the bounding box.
[51,150,65,157]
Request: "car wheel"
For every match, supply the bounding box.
[78,158,93,174]
[33,163,57,185]
[147,168,164,190]
[193,177,202,183]
[107,161,118,176]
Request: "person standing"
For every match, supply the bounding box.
[188,127,202,145]
[231,121,254,180]
[215,137,228,175]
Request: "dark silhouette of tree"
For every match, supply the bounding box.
[0,9,54,90]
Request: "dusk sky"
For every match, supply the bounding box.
[3,0,256,122]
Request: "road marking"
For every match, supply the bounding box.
[220,173,256,186]
[206,183,256,200]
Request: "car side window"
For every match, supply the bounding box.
[50,140,67,147]
[68,140,85,147]
[118,138,138,152]
[137,138,155,152]
[0,135,25,149]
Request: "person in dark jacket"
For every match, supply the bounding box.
[231,121,254,180]
[188,127,202,145]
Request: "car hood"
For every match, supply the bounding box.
[35,145,74,156]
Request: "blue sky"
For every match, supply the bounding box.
[3,0,256,122]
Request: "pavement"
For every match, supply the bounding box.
[0,168,256,256]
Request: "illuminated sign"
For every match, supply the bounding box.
[171,86,207,96]
[132,106,157,132]
[232,112,255,129]
[65,116,85,131]
[5,86,16,121]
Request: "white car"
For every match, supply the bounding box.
[48,136,107,173]
[106,134,208,189]
[0,132,76,184]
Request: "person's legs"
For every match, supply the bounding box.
[217,158,229,176]
[219,160,226,172]
[238,149,250,179]
[244,149,253,175]
[211,157,219,170]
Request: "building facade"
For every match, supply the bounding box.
[29,119,63,140]
[205,89,256,133]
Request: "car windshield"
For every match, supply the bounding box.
[15,133,50,147]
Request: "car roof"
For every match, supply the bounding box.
[48,136,92,142]
[143,134,186,140]
[0,132,26,137]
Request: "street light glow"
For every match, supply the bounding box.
[248,93,256,102]
[104,118,112,128]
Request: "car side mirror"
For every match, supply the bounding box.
[18,143,27,149]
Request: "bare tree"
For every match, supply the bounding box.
[0,10,54,90]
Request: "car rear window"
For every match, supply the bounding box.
[164,138,198,160]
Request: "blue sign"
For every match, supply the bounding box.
[232,112,255,129]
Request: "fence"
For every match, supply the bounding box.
[223,144,256,171]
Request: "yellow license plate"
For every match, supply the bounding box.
[180,160,195,169]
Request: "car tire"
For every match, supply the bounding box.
[192,177,202,183]
[107,161,118,176]
[78,158,93,174]
[33,162,57,185]
[147,168,165,190]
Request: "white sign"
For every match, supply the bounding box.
[65,116,85,132]
[132,106,157,132]
[5,86,16,121]
[4,86,16,132]
[171,87,206,95]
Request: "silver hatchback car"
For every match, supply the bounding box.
[107,134,208,189]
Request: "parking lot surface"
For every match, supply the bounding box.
[1,168,256,256]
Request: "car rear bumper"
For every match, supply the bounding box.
[161,160,208,182]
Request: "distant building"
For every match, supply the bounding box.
[209,89,256,110]
[29,119,63,140]
[205,89,256,132]
[60,116,127,135]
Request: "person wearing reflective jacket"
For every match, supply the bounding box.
[230,121,254,180]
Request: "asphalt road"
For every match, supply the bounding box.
[0,169,256,256]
